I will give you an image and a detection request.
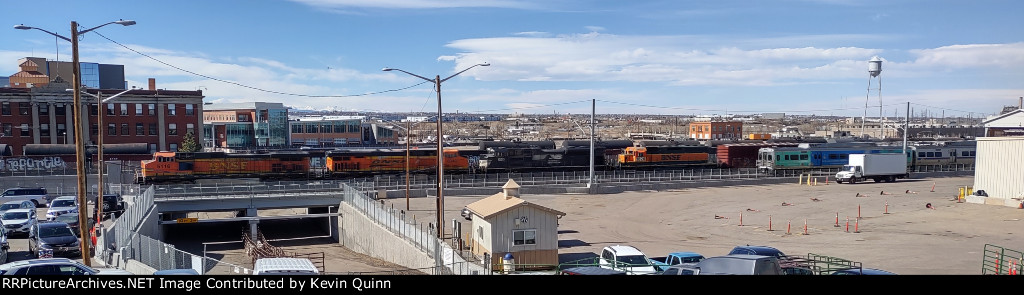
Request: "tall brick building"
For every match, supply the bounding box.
[0,78,204,156]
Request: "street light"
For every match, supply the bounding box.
[382,63,489,239]
[75,88,132,227]
[16,19,135,266]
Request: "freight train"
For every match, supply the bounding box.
[15,138,964,183]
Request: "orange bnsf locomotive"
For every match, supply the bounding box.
[139,151,313,183]
[138,148,473,183]
[324,148,472,177]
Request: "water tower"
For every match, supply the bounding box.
[862,56,883,139]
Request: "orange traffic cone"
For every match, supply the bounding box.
[930,182,935,192]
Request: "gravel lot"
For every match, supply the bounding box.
[388,174,1023,275]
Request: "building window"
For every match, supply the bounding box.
[512,229,536,246]
[38,103,48,115]
[292,124,303,134]
[149,143,157,153]
[1,102,9,115]
[168,124,178,135]
[135,104,142,115]
[120,104,128,116]
[56,104,66,116]
[90,104,98,116]
[168,104,176,116]
[19,103,30,115]
[169,143,178,152]
[90,124,98,136]
[107,103,115,116]
[237,114,249,122]
[40,124,50,137]
[148,104,155,115]
[2,123,13,137]
[121,123,130,136]
[186,123,195,136]
[20,124,30,137]
[149,123,157,135]
[136,123,144,136]
[56,124,66,138]
[185,104,194,116]
[108,123,116,136]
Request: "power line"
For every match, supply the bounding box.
[92,31,429,97]
[470,99,592,113]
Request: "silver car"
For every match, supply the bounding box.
[1,209,37,237]
[0,258,133,275]
[45,196,78,220]
[0,200,36,216]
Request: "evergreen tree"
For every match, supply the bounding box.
[179,131,200,152]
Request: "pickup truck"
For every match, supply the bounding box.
[649,252,705,271]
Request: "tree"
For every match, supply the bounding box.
[179,131,200,152]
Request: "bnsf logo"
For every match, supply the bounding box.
[661,155,682,161]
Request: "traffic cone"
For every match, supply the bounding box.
[884,202,889,214]
[787,220,791,235]
[739,212,744,226]
[834,212,840,227]
[768,215,773,231]
[802,219,808,235]
[930,182,935,192]
[854,219,860,233]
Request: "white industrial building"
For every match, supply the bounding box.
[970,109,1024,207]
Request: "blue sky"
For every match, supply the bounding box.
[3,0,1022,117]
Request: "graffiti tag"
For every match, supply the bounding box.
[2,157,67,172]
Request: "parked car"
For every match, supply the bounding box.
[831,268,897,275]
[53,213,94,234]
[649,251,705,271]
[0,258,133,275]
[0,187,48,208]
[0,226,9,264]
[460,206,472,220]
[94,194,125,220]
[728,245,788,259]
[28,222,81,258]
[691,254,785,275]
[1,208,38,237]
[253,257,320,275]
[153,268,201,275]
[598,245,658,275]
[560,266,627,275]
[0,200,36,216]
[46,196,78,220]
[660,264,700,275]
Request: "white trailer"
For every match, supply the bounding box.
[835,153,909,184]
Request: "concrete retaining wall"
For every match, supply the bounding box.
[124,259,157,275]
[339,202,435,271]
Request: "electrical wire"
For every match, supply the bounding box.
[469,99,592,113]
[92,31,429,98]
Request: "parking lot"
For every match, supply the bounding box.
[386,174,1023,275]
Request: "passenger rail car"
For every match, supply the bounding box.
[757,145,909,172]
[909,144,976,167]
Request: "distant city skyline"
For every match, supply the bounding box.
[3,1,1022,117]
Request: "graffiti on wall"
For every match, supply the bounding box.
[1,157,68,172]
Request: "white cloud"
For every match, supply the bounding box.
[909,43,1024,69]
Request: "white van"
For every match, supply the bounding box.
[252,258,319,275]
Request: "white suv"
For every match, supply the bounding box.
[1,209,37,237]
[599,245,658,275]
[46,196,78,220]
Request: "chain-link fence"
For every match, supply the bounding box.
[101,185,251,274]
[117,232,251,275]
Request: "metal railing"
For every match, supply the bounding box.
[103,185,251,274]
[118,232,252,275]
[341,181,490,275]
[982,244,1024,275]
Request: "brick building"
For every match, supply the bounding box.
[688,121,743,140]
[0,78,204,156]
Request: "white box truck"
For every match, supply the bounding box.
[835,153,909,184]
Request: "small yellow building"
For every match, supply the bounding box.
[466,179,565,270]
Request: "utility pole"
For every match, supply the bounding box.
[405,120,410,211]
[588,99,595,189]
